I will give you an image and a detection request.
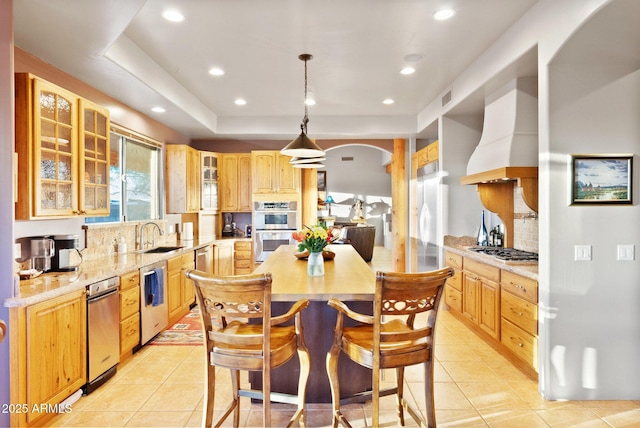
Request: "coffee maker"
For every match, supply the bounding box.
[30,237,54,272]
[222,213,234,237]
[51,234,82,272]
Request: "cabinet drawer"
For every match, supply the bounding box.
[446,269,462,292]
[234,258,252,269]
[464,258,500,283]
[444,251,463,271]
[120,312,140,354]
[234,241,252,251]
[120,271,139,290]
[501,270,538,304]
[501,318,537,370]
[444,285,462,313]
[234,268,252,275]
[234,250,252,260]
[120,286,140,320]
[501,291,537,336]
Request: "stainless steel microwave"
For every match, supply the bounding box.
[253,201,297,230]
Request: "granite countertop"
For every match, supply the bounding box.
[443,236,538,281]
[5,237,236,308]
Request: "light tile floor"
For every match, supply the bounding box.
[49,247,640,427]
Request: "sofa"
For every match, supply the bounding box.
[334,224,376,262]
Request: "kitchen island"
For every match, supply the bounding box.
[251,244,376,403]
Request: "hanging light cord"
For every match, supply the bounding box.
[301,54,309,134]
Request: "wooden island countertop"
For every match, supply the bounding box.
[253,244,376,302]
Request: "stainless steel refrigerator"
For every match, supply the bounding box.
[416,161,441,272]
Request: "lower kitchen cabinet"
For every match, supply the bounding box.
[167,252,196,325]
[214,240,234,276]
[119,270,140,360]
[10,289,86,427]
[234,240,253,274]
[444,249,538,377]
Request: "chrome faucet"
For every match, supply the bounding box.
[138,222,163,250]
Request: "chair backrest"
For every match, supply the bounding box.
[187,270,272,349]
[374,267,454,345]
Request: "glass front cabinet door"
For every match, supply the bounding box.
[15,73,110,219]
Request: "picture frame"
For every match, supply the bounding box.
[317,171,326,192]
[571,154,632,204]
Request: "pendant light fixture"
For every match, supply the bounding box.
[280,54,325,161]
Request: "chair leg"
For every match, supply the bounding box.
[231,369,240,428]
[424,359,436,428]
[396,367,405,426]
[203,360,216,427]
[326,343,345,428]
[289,342,311,427]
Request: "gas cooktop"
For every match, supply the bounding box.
[468,247,538,262]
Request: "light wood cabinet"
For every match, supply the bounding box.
[166,144,201,213]
[200,151,218,211]
[119,270,140,359]
[234,240,253,274]
[167,252,196,325]
[252,150,299,194]
[15,73,111,219]
[444,250,538,377]
[220,153,252,212]
[214,240,234,276]
[416,140,439,168]
[10,289,86,426]
[500,271,538,370]
[462,258,500,340]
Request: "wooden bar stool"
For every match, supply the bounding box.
[326,267,454,428]
[186,270,311,427]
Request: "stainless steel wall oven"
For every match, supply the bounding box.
[254,201,298,262]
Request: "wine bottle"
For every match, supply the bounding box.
[477,210,489,246]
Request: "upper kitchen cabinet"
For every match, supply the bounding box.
[252,151,299,194]
[15,73,111,219]
[166,144,201,214]
[219,153,251,212]
[200,151,218,211]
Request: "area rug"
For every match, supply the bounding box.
[148,306,203,346]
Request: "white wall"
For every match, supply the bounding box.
[323,145,392,246]
[0,1,13,424]
[539,0,640,398]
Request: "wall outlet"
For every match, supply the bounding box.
[14,243,21,260]
[574,245,591,261]
[617,244,635,261]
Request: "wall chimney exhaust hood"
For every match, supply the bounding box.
[461,77,539,247]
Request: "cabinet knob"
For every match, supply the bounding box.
[0,319,6,344]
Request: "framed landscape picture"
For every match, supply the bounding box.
[571,154,632,204]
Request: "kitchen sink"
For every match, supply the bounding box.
[142,246,183,254]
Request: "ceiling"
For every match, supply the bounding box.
[14,0,539,141]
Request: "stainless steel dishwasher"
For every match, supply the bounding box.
[84,276,120,394]
[195,245,213,273]
[140,261,168,345]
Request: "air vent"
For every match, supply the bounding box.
[341,157,354,161]
[442,88,452,107]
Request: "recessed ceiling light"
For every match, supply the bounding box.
[382,99,395,105]
[234,98,247,106]
[162,9,185,22]
[400,66,415,75]
[208,67,225,76]
[151,106,166,113]
[404,53,424,62]
[433,8,455,20]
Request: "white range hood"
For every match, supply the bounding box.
[466,77,538,177]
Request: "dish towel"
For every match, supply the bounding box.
[145,268,165,307]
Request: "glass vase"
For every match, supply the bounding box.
[307,251,325,277]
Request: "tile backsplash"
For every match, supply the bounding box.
[513,187,538,253]
[82,220,173,261]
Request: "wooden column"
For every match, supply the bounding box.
[301,168,318,227]
[391,138,406,272]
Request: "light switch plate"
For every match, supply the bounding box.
[574,245,591,261]
[617,244,635,261]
